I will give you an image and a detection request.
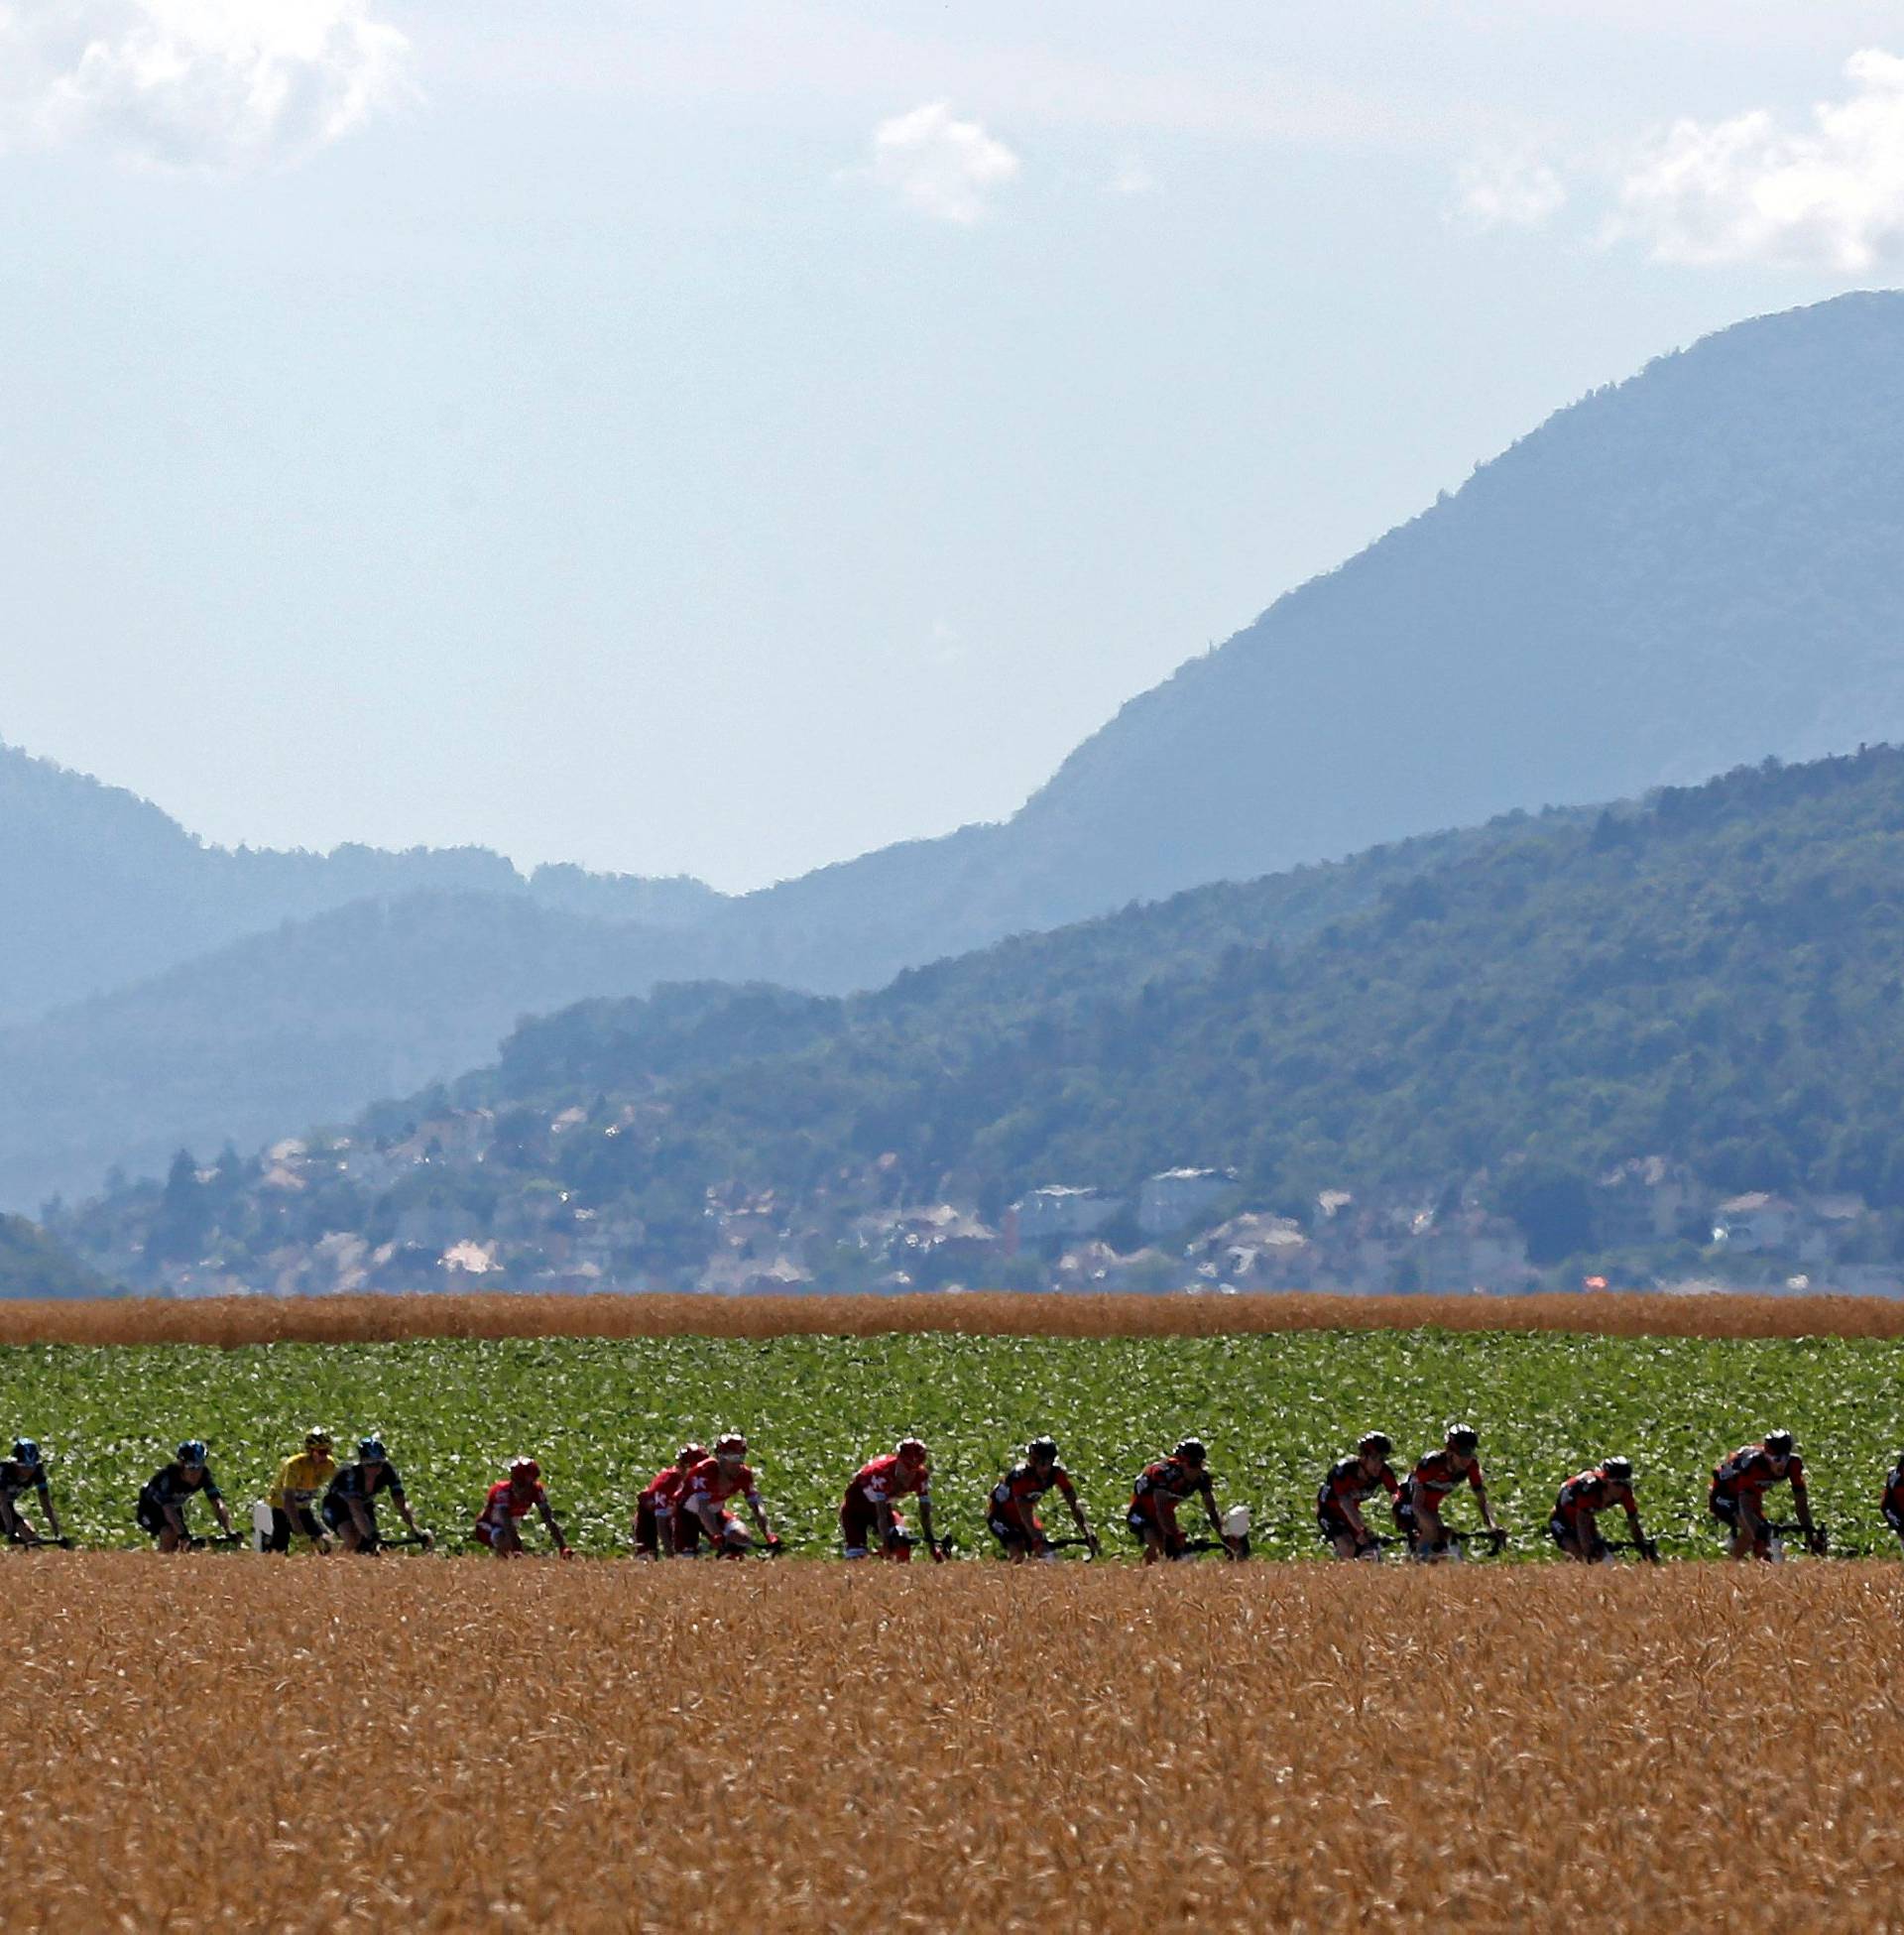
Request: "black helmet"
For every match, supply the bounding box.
[11,1439,41,1468]
[358,1437,388,1462]
[177,1439,208,1467]
[1603,1456,1633,1483]
[1445,1421,1480,1451]
[1027,1435,1059,1463]
[304,1427,333,1451]
[1173,1437,1208,1466]
[1358,1431,1392,1458]
[1765,1429,1795,1456]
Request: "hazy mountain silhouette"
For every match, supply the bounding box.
[741,290,1904,958]
[0,743,721,1028]
[9,292,1904,1209]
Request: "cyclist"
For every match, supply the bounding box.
[1396,1423,1502,1560]
[0,1439,64,1548]
[265,1427,337,1554]
[1316,1431,1401,1560]
[679,1433,780,1557]
[634,1443,706,1558]
[1127,1438,1231,1563]
[322,1437,430,1554]
[1882,1451,1904,1553]
[475,1456,573,1559]
[1549,1457,1656,1563]
[137,1440,235,1551]
[1710,1429,1821,1560]
[989,1435,1097,1562]
[840,1437,942,1561]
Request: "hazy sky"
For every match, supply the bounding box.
[5,2,1903,890]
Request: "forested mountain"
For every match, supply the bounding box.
[59,747,1904,1294]
[0,1214,109,1299]
[14,292,1904,1211]
[0,740,723,1028]
[738,291,1904,948]
[470,747,1904,1222]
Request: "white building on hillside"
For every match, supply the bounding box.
[1138,1167,1237,1236]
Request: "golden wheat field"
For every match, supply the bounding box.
[7,1557,1904,1933]
[6,1286,1904,1348]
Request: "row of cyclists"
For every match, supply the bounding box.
[0,1421,1885,1563]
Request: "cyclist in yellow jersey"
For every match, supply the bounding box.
[266,1428,338,1552]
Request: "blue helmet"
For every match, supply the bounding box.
[11,1439,41,1468]
[177,1439,208,1466]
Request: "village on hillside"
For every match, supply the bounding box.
[57,1103,1904,1302]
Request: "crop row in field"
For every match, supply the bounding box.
[5,1330,1904,1557]
[10,1556,1904,1933]
[6,1288,1904,1348]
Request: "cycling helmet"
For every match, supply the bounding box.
[11,1439,41,1468]
[509,1456,541,1483]
[676,1442,707,1467]
[896,1437,928,1465]
[714,1432,748,1457]
[1445,1422,1480,1452]
[358,1437,388,1463]
[304,1427,333,1450]
[1027,1435,1059,1463]
[1765,1429,1795,1456]
[1173,1437,1208,1466]
[177,1439,208,1466]
[1357,1432,1392,1458]
[1603,1456,1633,1483]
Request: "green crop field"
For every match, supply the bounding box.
[5,1329,1904,1557]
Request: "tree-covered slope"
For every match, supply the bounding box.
[60,746,1904,1289]
[0,1214,112,1298]
[475,747,1904,1223]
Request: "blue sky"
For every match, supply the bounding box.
[4,2,1902,890]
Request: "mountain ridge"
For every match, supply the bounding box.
[12,291,1904,1207]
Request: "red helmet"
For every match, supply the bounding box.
[677,1441,707,1467]
[509,1456,541,1484]
[896,1437,928,1465]
[714,1432,748,1458]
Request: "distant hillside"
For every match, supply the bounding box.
[17,292,1904,1205]
[0,1214,111,1299]
[734,290,1904,972]
[60,746,1904,1293]
[0,890,744,1212]
[0,741,723,1027]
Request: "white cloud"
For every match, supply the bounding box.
[1451,151,1567,230]
[0,0,411,173]
[864,101,1019,224]
[1613,48,1904,271]
[1108,156,1155,197]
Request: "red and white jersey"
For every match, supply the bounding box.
[479,1478,544,1527]
[640,1465,689,1513]
[679,1456,760,1515]
[845,1452,930,1509]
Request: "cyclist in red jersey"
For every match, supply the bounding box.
[1316,1432,1400,1559]
[840,1437,942,1560]
[679,1432,781,1557]
[1709,1429,1820,1559]
[474,1456,573,1559]
[990,1436,1097,1562]
[1549,1457,1655,1563]
[633,1443,706,1559]
[1127,1438,1231,1562]
[1882,1451,1904,1553]
[1396,1423,1501,1559]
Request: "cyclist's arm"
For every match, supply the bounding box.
[746,1491,775,1540]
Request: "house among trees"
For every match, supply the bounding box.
[1137,1167,1237,1235]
